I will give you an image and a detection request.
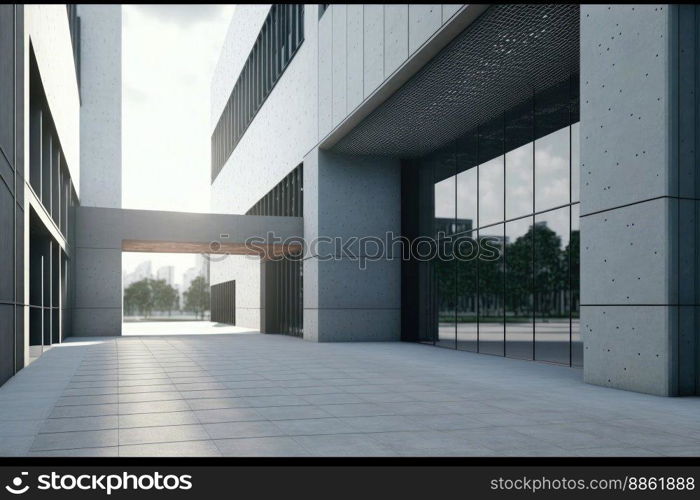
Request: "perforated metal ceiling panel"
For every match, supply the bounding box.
[331,4,580,158]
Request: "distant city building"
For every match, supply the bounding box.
[123,260,152,288]
[156,265,175,286]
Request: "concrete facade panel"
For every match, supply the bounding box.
[317,308,400,342]
[331,4,347,128]
[409,4,442,55]
[73,307,122,337]
[74,247,122,310]
[582,305,674,396]
[580,4,671,215]
[362,4,384,98]
[442,4,462,23]
[316,257,400,310]
[318,9,333,139]
[580,197,672,305]
[316,152,401,241]
[77,5,121,209]
[346,4,364,113]
[383,5,409,78]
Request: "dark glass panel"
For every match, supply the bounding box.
[478,116,504,228]
[433,144,456,348]
[505,216,533,360]
[534,207,570,364]
[535,81,570,213]
[456,229,478,352]
[505,102,534,220]
[456,130,477,234]
[433,145,456,238]
[478,223,504,356]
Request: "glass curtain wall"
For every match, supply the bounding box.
[418,75,581,366]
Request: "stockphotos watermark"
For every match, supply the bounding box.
[4,471,192,495]
[204,231,503,269]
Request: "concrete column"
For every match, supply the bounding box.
[580,5,699,395]
[78,5,122,209]
[72,208,122,336]
[303,148,401,342]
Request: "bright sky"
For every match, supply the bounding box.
[121,4,235,278]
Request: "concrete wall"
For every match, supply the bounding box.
[77,5,122,209]
[210,255,260,328]
[24,5,80,195]
[580,4,699,396]
[303,148,401,342]
[317,4,468,140]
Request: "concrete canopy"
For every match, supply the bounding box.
[330,4,580,158]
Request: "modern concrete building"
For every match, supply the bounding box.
[209,4,700,397]
[0,4,122,383]
[0,4,697,400]
[0,4,303,385]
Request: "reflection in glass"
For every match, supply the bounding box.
[478,117,504,228]
[434,146,456,348]
[456,230,478,352]
[505,217,533,360]
[506,143,533,220]
[435,254,456,349]
[570,203,581,366]
[478,224,504,356]
[571,122,580,203]
[413,76,580,366]
[456,131,478,232]
[535,127,570,212]
[506,102,534,220]
[534,207,570,364]
[456,168,477,234]
[479,157,504,228]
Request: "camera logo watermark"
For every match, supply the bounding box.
[5,472,29,495]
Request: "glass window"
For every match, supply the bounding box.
[478,118,504,228]
[456,131,477,234]
[505,217,533,360]
[478,224,504,356]
[506,103,534,220]
[456,230,478,352]
[534,206,570,364]
[433,145,456,237]
[411,76,580,366]
[535,127,570,212]
[434,145,456,348]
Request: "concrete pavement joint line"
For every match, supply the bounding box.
[141,337,224,458]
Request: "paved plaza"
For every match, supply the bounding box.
[1,332,699,457]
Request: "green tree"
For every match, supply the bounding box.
[123,278,154,318]
[151,279,179,316]
[184,276,210,320]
